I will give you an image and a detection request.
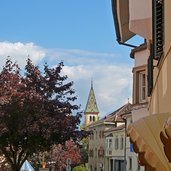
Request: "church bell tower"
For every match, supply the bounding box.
[84,81,99,128]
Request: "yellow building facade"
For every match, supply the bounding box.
[112,0,171,170]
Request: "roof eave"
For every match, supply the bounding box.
[111,0,137,48]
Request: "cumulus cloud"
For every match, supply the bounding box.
[62,64,132,118]
[0,41,46,69]
[0,41,133,118]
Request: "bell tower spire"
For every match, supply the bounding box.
[84,80,99,128]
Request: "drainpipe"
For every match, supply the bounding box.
[123,118,127,171]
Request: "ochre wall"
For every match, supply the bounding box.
[149,0,171,115]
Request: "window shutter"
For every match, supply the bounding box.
[152,0,164,60]
[147,44,153,96]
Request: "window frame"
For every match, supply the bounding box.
[133,66,147,104]
[139,71,146,103]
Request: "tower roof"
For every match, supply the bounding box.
[85,81,99,114]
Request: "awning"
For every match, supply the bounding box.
[127,113,171,171]
[112,0,135,43]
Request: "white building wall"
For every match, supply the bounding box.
[134,49,149,67]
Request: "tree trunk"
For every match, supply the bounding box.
[11,164,21,171]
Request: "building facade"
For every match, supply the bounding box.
[130,43,149,122]
[88,120,115,171]
[104,103,144,171]
[112,0,171,170]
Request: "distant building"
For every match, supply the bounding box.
[104,102,144,171]
[88,117,115,171]
[84,82,143,171]
[84,81,115,171]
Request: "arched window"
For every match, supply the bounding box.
[93,116,96,122]
[90,116,92,122]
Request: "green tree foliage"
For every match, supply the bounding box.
[0,58,85,171]
[79,125,89,164]
[79,137,88,164]
[73,164,88,171]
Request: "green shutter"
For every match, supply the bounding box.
[152,0,164,60]
[148,44,153,96]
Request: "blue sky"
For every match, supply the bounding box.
[0,1,142,118]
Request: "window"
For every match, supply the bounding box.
[120,136,124,150]
[89,149,94,157]
[101,130,104,138]
[98,147,104,157]
[114,160,124,171]
[95,148,97,157]
[93,116,96,122]
[115,136,119,150]
[133,67,147,104]
[108,138,112,149]
[139,72,146,102]
[96,131,98,139]
[110,159,114,171]
[90,132,94,140]
[90,116,92,122]
[128,157,132,170]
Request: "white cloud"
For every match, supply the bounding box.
[0,41,133,119]
[0,41,46,69]
[44,48,120,66]
[62,64,133,118]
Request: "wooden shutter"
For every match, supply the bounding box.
[152,0,164,60]
[147,44,153,96]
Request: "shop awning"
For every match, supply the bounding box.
[112,0,135,43]
[127,113,171,171]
